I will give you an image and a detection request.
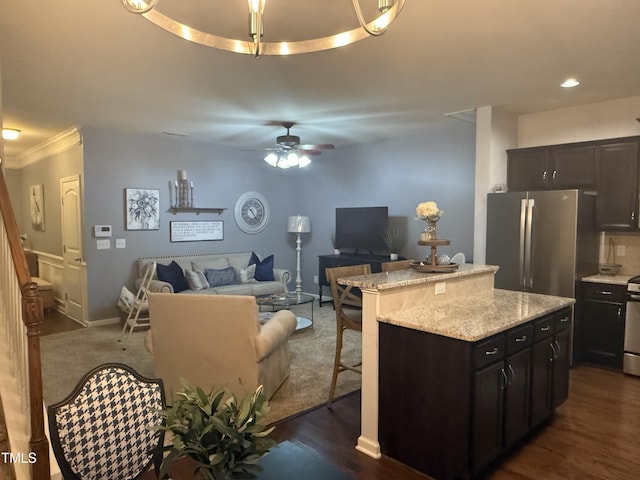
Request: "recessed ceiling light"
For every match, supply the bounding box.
[2,128,20,140]
[561,78,580,88]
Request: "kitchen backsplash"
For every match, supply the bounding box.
[602,233,640,275]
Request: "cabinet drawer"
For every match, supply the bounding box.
[533,315,554,342]
[555,309,572,331]
[582,282,626,303]
[473,335,505,369]
[507,324,533,354]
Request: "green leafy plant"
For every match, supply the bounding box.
[155,381,276,480]
[383,225,405,253]
[330,232,339,249]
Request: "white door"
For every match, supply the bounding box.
[60,175,87,324]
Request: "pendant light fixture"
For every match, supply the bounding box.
[122,0,405,57]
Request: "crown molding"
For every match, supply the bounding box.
[6,127,82,169]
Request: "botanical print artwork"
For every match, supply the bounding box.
[30,184,45,231]
[125,188,160,230]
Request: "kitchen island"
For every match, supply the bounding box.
[338,264,574,479]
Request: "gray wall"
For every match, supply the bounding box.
[11,146,83,254]
[13,118,475,322]
[291,119,477,293]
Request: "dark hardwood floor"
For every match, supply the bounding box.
[39,309,84,336]
[273,365,640,480]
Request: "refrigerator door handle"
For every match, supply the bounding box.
[525,199,535,290]
[519,199,527,288]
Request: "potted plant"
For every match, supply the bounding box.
[330,232,340,255]
[155,381,276,480]
[383,225,405,260]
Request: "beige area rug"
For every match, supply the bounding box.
[40,302,361,424]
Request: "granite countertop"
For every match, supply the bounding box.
[582,274,634,285]
[378,289,575,342]
[338,263,499,290]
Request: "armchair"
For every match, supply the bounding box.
[147,293,297,400]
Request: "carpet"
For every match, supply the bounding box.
[40,302,361,424]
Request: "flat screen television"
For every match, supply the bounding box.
[335,206,388,255]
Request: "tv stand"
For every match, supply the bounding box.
[318,253,404,307]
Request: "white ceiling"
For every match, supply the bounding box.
[2,0,640,161]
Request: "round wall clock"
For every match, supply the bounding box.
[234,191,270,234]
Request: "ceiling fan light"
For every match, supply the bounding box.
[264,152,278,166]
[286,152,299,167]
[298,155,311,168]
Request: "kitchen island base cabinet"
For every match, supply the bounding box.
[379,307,572,480]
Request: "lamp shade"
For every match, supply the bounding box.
[287,215,311,233]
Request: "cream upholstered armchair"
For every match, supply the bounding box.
[146,293,297,400]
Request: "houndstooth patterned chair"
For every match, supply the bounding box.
[47,363,166,480]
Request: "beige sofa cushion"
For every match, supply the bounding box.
[192,257,229,272]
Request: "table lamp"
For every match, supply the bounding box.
[287,215,311,294]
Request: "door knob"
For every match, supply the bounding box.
[74,257,82,262]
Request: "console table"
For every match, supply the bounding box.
[318,253,403,306]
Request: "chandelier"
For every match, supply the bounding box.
[264,151,312,169]
[121,0,406,57]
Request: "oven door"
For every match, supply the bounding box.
[624,297,640,376]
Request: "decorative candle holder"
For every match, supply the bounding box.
[170,170,195,208]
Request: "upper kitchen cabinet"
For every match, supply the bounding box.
[596,141,640,231]
[507,148,549,190]
[507,144,596,191]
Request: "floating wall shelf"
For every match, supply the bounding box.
[168,207,226,215]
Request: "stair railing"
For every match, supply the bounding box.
[0,165,50,480]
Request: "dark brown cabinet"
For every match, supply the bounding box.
[507,149,550,190]
[579,282,625,369]
[507,145,596,191]
[530,312,571,428]
[595,141,639,231]
[507,136,640,232]
[379,307,571,480]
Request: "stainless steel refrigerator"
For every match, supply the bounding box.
[486,189,599,299]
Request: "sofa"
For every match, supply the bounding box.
[136,252,290,296]
[146,293,297,400]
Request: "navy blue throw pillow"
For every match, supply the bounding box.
[249,252,275,281]
[156,261,189,293]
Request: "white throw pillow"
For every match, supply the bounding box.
[184,270,210,290]
[234,264,256,283]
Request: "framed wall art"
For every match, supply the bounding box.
[30,184,45,231]
[170,220,224,242]
[125,188,160,230]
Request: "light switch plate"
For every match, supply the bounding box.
[96,239,110,250]
[616,245,625,257]
[116,238,126,249]
[435,282,446,295]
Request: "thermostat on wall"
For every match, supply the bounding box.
[94,225,112,237]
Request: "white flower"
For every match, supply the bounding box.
[416,201,443,220]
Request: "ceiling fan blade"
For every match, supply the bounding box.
[299,149,323,156]
[299,143,335,150]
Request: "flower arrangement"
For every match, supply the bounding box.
[416,201,443,241]
[416,201,443,222]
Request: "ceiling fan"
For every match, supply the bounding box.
[264,122,335,169]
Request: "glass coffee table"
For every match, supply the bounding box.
[256,292,315,331]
